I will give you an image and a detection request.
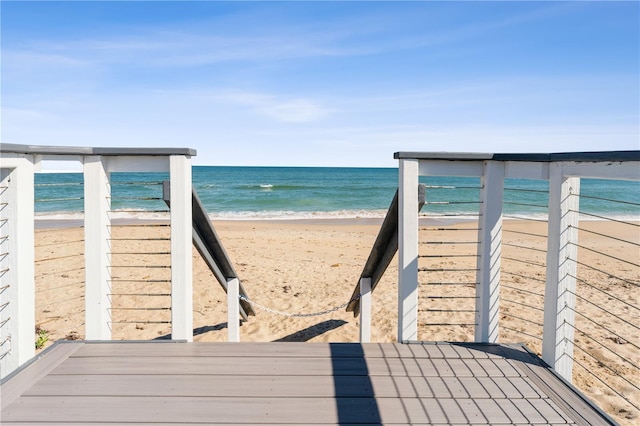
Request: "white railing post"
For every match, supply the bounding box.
[0,157,35,378]
[170,155,193,342]
[543,163,580,382]
[359,277,372,343]
[398,159,419,342]
[84,156,112,340]
[475,161,504,343]
[227,278,240,342]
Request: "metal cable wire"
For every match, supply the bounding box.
[570,353,640,412]
[110,251,171,255]
[570,337,640,399]
[37,295,85,309]
[502,283,545,298]
[36,281,86,293]
[501,298,544,312]
[109,293,171,297]
[421,281,479,286]
[502,271,546,283]
[574,260,640,288]
[35,197,83,203]
[421,227,480,232]
[500,312,544,327]
[579,193,640,207]
[34,182,83,187]
[568,306,640,355]
[111,181,163,186]
[569,273,639,313]
[421,241,478,245]
[502,256,546,268]
[503,215,549,223]
[502,229,548,239]
[423,185,482,190]
[419,267,479,272]
[502,242,547,253]
[571,290,639,331]
[503,201,548,209]
[110,307,171,311]
[35,253,84,263]
[571,245,640,269]
[425,201,482,205]
[504,187,548,194]
[36,267,85,278]
[573,210,640,227]
[419,254,478,259]
[422,295,478,300]
[501,325,543,342]
[36,239,84,248]
[572,225,640,248]
[421,322,477,327]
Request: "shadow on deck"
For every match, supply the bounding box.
[0,341,615,424]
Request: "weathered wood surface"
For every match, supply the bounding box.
[0,341,614,424]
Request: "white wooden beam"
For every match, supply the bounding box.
[83,156,112,340]
[543,163,580,382]
[359,277,372,343]
[562,161,640,181]
[104,156,170,173]
[475,161,504,343]
[398,159,419,342]
[418,160,484,177]
[169,155,193,342]
[227,278,240,342]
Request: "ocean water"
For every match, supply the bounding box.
[34,166,640,221]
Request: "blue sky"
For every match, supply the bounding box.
[2,1,638,167]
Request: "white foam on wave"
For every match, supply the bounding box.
[33,210,640,223]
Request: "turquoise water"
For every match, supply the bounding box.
[34,166,639,220]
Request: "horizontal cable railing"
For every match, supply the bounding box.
[567,197,639,420]
[0,181,11,368]
[34,175,86,349]
[418,179,481,341]
[109,174,172,339]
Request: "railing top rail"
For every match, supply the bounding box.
[394,150,640,162]
[0,143,196,157]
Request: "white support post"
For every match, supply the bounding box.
[359,277,372,343]
[543,164,580,382]
[227,278,240,342]
[398,159,420,342]
[170,155,193,342]
[0,157,35,378]
[475,161,504,343]
[84,156,112,340]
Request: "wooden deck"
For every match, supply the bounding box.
[0,341,613,425]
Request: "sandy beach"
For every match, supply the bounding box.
[34,219,638,425]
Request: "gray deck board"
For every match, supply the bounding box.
[0,341,614,424]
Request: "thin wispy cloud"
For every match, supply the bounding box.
[2,1,637,166]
